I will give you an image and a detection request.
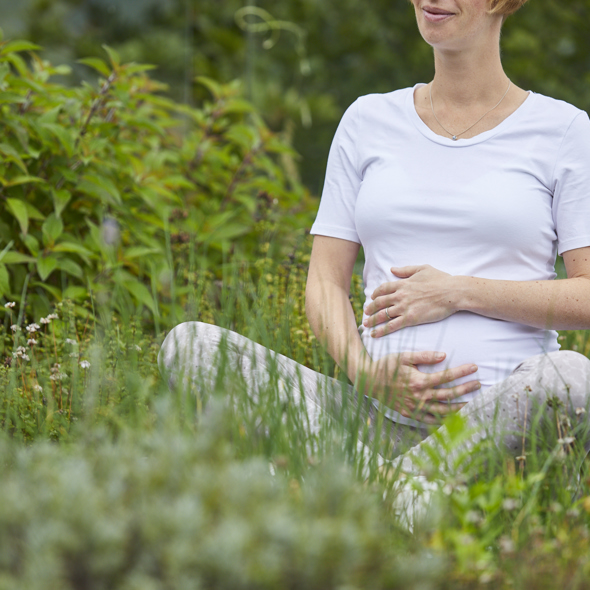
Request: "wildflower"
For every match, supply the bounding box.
[79,360,90,369]
[40,317,51,325]
[47,313,59,320]
[69,352,79,358]
[21,354,30,362]
[502,499,519,511]
[576,407,587,416]
[558,436,576,445]
[49,372,67,381]
[134,344,141,352]
[10,325,21,332]
[32,384,43,393]
[66,338,77,346]
[27,339,37,346]
[4,302,15,309]
[26,323,41,333]
[50,363,61,373]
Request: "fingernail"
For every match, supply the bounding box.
[471,365,478,373]
[371,331,376,338]
[475,382,482,390]
[435,352,445,360]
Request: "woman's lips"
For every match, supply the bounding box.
[422,8,455,23]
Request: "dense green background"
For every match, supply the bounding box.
[1,0,589,192]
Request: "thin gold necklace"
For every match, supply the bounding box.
[429,81,512,141]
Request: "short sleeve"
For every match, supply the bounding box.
[310,100,362,244]
[552,111,590,255]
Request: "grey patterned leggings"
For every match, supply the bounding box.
[158,322,590,472]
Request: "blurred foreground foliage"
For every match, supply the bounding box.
[0,36,312,324]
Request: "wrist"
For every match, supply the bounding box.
[450,275,473,313]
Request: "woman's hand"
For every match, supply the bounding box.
[363,265,459,337]
[358,350,480,425]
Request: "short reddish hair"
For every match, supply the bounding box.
[488,0,529,16]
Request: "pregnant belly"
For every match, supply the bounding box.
[360,311,559,403]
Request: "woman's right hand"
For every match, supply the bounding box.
[357,351,481,425]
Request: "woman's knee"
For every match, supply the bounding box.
[158,321,223,375]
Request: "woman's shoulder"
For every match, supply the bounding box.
[353,86,414,110]
[528,92,588,127]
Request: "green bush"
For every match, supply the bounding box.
[0,421,444,590]
[0,34,313,324]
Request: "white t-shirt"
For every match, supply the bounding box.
[310,84,590,425]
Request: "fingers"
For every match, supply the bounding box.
[370,282,399,301]
[398,351,447,365]
[396,400,466,424]
[419,380,482,402]
[390,265,424,278]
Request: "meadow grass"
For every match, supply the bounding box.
[1,242,590,588]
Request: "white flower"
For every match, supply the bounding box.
[576,407,587,416]
[49,372,67,381]
[21,354,30,362]
[10,325,21,332]
[69,352,79,358]
[40,317,51,325]
[558,436,576,445]
[50,363,61,373]
[66,338,77,346]
[26,323,41,333]
[4,302,16,309]
[32,384,43,393]
[134,344,142,352]
[79,360,91,369]
[27,339,37,346]
[47,313,59,320]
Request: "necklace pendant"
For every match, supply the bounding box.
[452,135,458,141]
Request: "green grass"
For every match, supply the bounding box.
[1,244,590,589]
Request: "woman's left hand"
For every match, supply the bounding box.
[363,265,459,337]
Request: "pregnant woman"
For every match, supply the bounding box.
[160,0,590,468]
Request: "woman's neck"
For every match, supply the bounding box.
[431,42,510,107]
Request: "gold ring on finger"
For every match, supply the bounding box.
[385,306,393,320]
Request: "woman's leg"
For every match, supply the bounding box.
[158,322,429,456]
[394,350,590,474]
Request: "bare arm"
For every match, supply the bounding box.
[305,235,481,424]
[365,247,590,337]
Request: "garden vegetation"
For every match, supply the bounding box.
[1,30,590,590]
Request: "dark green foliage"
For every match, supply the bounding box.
[0,38,312,322]
[6,0,590,190]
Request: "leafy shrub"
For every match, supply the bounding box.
[0,33,313,324]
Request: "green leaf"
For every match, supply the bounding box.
[52,242,93,263]
[123,63,157,75]
[0,252,35,264]
[0,143,27,174]
[57,258,83,279]
[53,190,72,218]
[3,175,46,188]
[0,264,10,297]
[102,45,120,68]
[6,198,28,235]
[24,235,39,256]
[124,246,161,260]
[0,40,42,54]
[76,58,112,77]
[121,277,158,316]
[37,255,58,281]
[24,202,45,221]
[42,123,75,158]
[0,92,25,104]
[195,76,222,99]
[42,214,64,246]
[63,286,87,300]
